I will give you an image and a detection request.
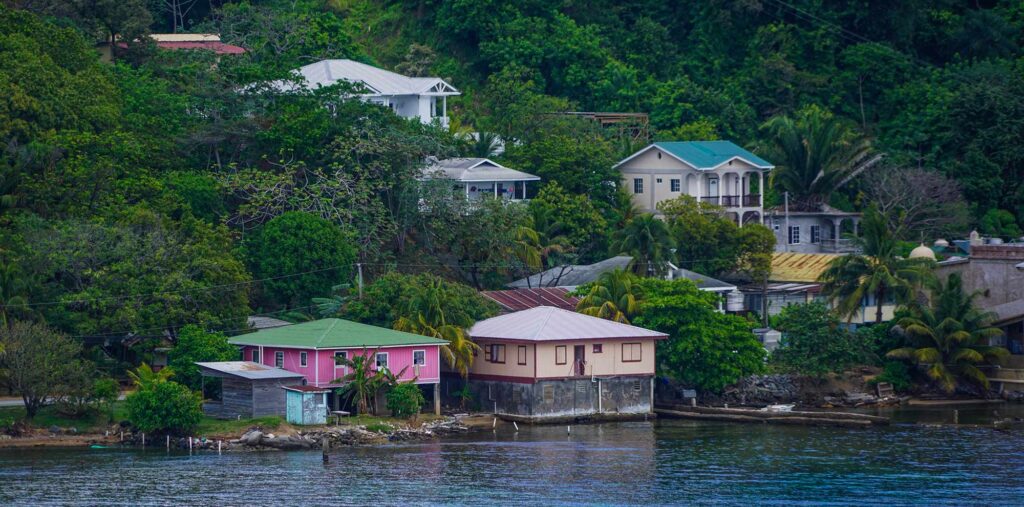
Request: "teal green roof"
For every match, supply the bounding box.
[228,318,448,349]
[649,141,773,170]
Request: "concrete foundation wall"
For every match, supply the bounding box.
[446,376,653,420]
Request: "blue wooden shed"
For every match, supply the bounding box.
[283,385,330,425]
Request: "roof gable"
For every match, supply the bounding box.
[422,158,540,183]
[468,306,667,341]
[295,59,460,96]
[616,141,773,170]
[228,318,447,349]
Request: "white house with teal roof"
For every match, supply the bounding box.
[615,141,774,225]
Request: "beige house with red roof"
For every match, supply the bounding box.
[448,306,667,421]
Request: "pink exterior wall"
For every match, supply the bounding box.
[239,345,440,388]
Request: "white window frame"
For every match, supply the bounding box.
[633,178,643,194]
[413,349,426,366]
[300,351,308,367]
[375,352,389,370]
[670,179,680,192]
[251,349,260,363]
[788,225,800,245]
[810,225,821,244]
[275,351,284,368]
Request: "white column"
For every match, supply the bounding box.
[465,184,470,199]
[443,96,447,119]
[494,182,498,198]
[759,172,764,209]
[696,174,702,201]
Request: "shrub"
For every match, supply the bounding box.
[386,382,425,419]
[125,381,202,435]
[92,378,120,420]
[168,325,239,391]
[872,361,913,393]
[771,302,868,377]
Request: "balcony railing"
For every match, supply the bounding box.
[700,196,719,204]
[743,194,761,207]
[720,195,741,207]
[819,239,861,254]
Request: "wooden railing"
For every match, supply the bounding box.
[743,194,761,206]
[720,195,741,207]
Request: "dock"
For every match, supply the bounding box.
[654,404,889,428]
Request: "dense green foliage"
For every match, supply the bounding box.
[632,279,765,392]
[244,211,356,309]
[887,273,1007,393]
[386,382,426,419]
[125,379,203,435]
[167,325,240,391]
[0,321,94,419]
[771,302,868,377]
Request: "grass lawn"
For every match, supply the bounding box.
[0,402,127,432]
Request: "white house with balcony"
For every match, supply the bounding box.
[281,59,459,126]
[615,141,774,225]
[421,158,540,201]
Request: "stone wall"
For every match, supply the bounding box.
[445,376,653,420]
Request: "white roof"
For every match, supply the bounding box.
[422,158,540,183]
[468,306,668,342]
[195,361,305,380]
[289,59,459,96]
[149,33,221,42]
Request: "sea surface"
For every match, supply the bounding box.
[1,405,1023,506]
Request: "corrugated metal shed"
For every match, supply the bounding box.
[195,361,304,380]
[228,318,448,349]
[770,252,841,283]
[469,306,668,342]
[481,288,579,312]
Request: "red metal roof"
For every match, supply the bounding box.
[481,288,579,313]
[116,41,246,54]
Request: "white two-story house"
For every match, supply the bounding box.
[615,141,774,226]
[283,59,459,126]
[421,158,540,201]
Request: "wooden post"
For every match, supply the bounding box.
[433,383,441,416]
[166,435,170,450]
[322,437,329,464]
[953,410,959,425]
[218,440,222,454]
[567,425,571,435]
[188,437,193,452]
[513,422,519,432]
[141,433,145,447]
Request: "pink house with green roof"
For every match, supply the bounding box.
[228,318,447,415]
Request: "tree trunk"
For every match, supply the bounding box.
[875,286,886,324]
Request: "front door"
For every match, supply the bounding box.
[574,345,586,376]
[708,178,719,197]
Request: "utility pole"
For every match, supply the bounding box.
[784,191,790,253]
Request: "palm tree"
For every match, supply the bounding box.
[575,269,641,324]
[887,274,1007,393]
[312,283,353,317]
[470,131,502,158]
[611,188,640,229]
[528,206,572,268]
[393,279,481,378]
[128,363,174,391]
[761,107,876,211]
[332,349,396,415]
[610,213,674,277]
[819,207,932,323]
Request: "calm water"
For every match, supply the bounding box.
[2,407,1023,506]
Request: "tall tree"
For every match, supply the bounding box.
[0,320,92,419]
[762,106,875,211]
[819,207,933,323]
[610,213,674,277]
[393,278,481,378]
[575,269,641,324]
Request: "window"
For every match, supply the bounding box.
[622,342,642,362]
[334,351,347,364]
[788,225,800,245]
[555,345,567,365]
[810,225,821,244]
[656,178,663,183]
[670,179,680,192]
[251,349,260,363]
[413,350,426,366]
[633,178,644,194]
[489,344,506,364]
[593,344,603,354]
[301,378,308,386]
[275,351,284,368]
[484,344,492,362]
[300,351,308,367]
[375,352,388,370]
[518,345,527,365]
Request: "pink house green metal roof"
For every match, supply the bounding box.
[228,318,447,349]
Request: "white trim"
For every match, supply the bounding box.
[703,155,774,171]
[375,352,389,370]
[614,144,699,170]
[413,349,426,366]
[300,351,308,367]
[274,351,284,368]
[228,341,446,350]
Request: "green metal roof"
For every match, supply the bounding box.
[228,318,448,349]
[652,141,773,169]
